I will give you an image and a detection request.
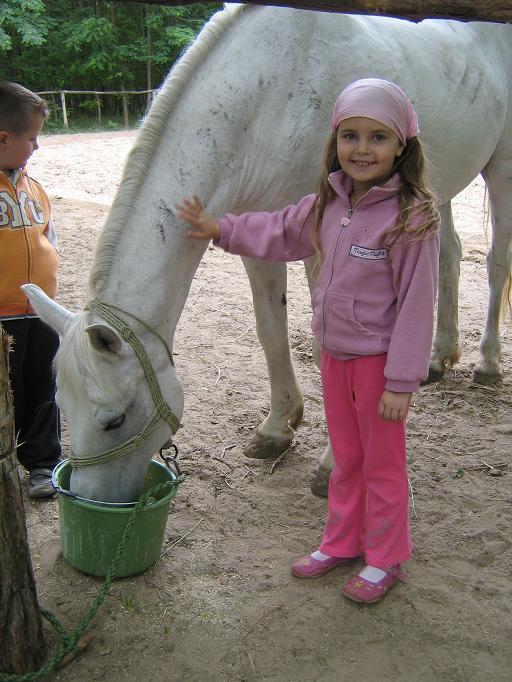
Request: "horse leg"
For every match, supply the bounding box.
[241,257,304,458]
[426,201,462,383]
[301,256,331,497]
[474,161,512,385]
[310,371,331,498]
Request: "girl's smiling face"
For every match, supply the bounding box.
[336,116,403,196]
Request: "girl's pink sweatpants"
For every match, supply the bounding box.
[319,352,413,568]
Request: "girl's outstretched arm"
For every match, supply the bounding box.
[177,196,220,241]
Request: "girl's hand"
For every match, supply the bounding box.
[176,195,220,241]
[378,390,411,422]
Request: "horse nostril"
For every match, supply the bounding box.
[104,413,125,431]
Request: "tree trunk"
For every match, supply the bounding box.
[0,325,47,674]
[111,0,512,24]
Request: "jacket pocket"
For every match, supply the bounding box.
[321,291,385,355]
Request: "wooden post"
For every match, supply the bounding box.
[60,90,68,129]
[0,325,47,674]
[96,92,102,126]
[146,6,153,109]
[121,87,129,128]
[51,92,58,122]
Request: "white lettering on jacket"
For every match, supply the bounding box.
[0,191,45,228]
[349,244,388,260]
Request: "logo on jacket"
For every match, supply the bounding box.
[349,244,388,260]
[0,190,45,228]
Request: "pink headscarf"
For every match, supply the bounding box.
[331,78,419,145]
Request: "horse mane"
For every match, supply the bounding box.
[89,3,249,297]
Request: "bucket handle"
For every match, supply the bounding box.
[51,457,184,507]
[159,441,184,480]
[52,483,78,499]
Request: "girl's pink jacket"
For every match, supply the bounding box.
[215,170,439,393]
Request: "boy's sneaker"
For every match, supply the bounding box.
[28,468,56,499]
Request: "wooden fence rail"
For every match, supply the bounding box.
[112,0,512,23]
[36,89,157,129]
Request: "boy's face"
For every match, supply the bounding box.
[0,112,45,172]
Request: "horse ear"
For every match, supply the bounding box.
[85,324,122,355]
[21,284,76,336]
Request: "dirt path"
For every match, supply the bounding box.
[19,131,512,681]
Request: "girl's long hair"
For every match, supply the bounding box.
[309,132,439,258]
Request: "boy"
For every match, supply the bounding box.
[0,81,61,498]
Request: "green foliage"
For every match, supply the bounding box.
[0,1,222,123]
[0,0,49,50]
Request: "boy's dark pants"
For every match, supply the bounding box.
[2,317,61,471]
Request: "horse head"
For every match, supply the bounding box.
[23,284,184,502]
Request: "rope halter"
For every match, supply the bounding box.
[68,300,181,469]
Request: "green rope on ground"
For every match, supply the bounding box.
[0,478,182,682]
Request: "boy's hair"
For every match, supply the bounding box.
[310,131,439,257]
[0,81,48,134]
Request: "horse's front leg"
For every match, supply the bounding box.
[308,331,332,498]
[427,201,462,382]
[475,160,512,384]
[304,256,331,497]
[241,257,304,458]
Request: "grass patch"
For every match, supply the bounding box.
[43,114,140,135]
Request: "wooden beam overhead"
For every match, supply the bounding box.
[112,1,512,24]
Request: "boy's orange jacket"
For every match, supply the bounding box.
[0,169,59,318]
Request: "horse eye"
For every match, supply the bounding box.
[104,413,125,431]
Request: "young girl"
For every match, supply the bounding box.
[178,78,439,604]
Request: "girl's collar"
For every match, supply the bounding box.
[328,169,401,203]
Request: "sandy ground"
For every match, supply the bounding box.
[17,130,512,681]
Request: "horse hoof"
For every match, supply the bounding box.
[421,367,444,386]
[244,434,293,459]
[472,369,503,387]
[310,467,330,498]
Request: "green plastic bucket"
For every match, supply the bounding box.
[52,459,179,578]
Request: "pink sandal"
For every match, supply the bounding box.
[291,554,357,579]
[342,564,406,603]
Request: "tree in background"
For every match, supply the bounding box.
[0,1,221,127]
[0,0,50,51]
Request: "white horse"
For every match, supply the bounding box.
[26,5,512,501]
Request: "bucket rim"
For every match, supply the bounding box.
[52,458,178,509]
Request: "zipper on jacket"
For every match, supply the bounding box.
[340,206,353,228]
[321,201,358,347]
[321,206,352,346]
